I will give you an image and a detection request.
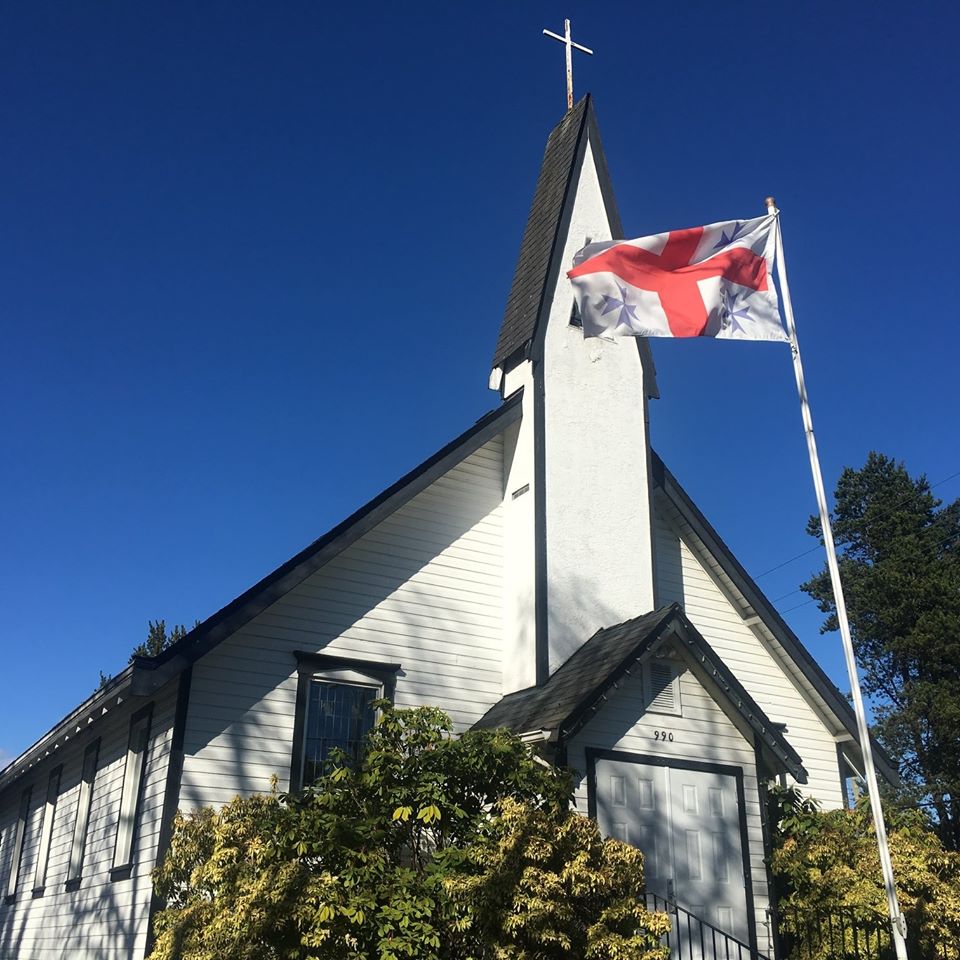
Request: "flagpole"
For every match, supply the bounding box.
[766,197,909,960]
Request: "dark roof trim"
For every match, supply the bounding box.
[4,395,524,787]
[493,98,589,369]
[492,95,658,397]
[558,607,806,782]
[558,607,676,742]
[669,611,807,783]
[473,604,807,784]
[0,666,135,790]
[149,392,523,670]
[651,451,898,784]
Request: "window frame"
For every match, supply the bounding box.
[32,764,63,895]
[4,785,33,903]
[66,738,101,887]
[111,704,153,879]
[289,652,400,793]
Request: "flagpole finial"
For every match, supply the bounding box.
[765,196,778,213]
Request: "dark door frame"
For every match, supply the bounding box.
[585,748,760,959]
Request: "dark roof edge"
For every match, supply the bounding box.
[0,666,136,790]
[670,610,808,783]
[555,606,806,783]
[151,392,524,669]
[527,100,592,365]
[4,396,525,783]
[651,451,898,784]
[491,96,658,399]
[559,606,678,741]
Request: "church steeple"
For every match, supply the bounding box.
[497,98,659,693]
[491,95,658,398]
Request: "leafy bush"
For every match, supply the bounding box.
[769,785,960,960]
[149,704,668,960]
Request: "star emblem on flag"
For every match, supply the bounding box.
[719,286,753,335]
[713,221,748,250]
[600,283,640,333]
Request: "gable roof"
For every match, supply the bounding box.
[650,451,898,784]
[473,603,808,783]
[1,394,523,789]
[491,95,658,397]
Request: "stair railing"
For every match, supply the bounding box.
[645,892,771,960]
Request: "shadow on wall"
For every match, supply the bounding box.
[178,460,506,808]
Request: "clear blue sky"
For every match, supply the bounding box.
[3,1,958,762]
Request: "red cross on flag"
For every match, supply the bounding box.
[568,214,787,342]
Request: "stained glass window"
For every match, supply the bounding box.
[301,680,378,787]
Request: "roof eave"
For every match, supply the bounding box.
[651,450,898,785]
[0,666,137,792]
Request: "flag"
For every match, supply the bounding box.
[567,214,787,342]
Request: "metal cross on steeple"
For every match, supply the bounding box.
[542,19,593,111]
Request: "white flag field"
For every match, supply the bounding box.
[568,213,788,342]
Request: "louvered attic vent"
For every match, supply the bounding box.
[644,662,681,716]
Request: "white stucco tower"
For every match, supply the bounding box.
[492,96,661,692]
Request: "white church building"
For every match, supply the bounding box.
[0,96,894,960]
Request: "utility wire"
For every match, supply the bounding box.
[775,529,959,617]
[755,467,960,580]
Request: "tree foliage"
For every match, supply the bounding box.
[801,452,960,847]
[130,618,193,660]
[768,784,960,960]
[98,618,196,689]
[149,704,669,960]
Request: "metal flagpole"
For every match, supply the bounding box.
[766,197,909,960]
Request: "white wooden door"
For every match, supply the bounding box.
[596,758,750,948]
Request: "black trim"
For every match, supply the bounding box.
[293,652,402,680]
[754,735,782,960]
[533,357,549,685]
[145,667,193,956]
[146,394,522,673]
[474,605,807,784]
[651,452,898,785]
[5,784,33,902]
[586,748,759,959]
[560,614,678,742]
[288,655,400,793]
[65,736,101,887]
[32,763,63,895]
[110,703,153,877]
[492,95,658,398]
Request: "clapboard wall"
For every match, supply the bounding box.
[567,662,775,957]
[652,504,845,809]
[0,680,178,960]
[179,436,505,809]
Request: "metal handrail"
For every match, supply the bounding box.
[645,892,771,960]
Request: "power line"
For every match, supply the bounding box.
[755,467,960,580]
[775,529,959,618]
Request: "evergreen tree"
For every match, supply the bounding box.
[129,618,191,660]
[801,452,960,848]
[98,618,196,688]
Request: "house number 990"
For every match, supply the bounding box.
[654,730,674,742]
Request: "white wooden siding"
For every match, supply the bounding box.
[567,664,775,956]
[0,681,178,960]
[180,437,505,809]
[653,506,845,809]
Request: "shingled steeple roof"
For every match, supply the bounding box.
[492,95,658,396]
